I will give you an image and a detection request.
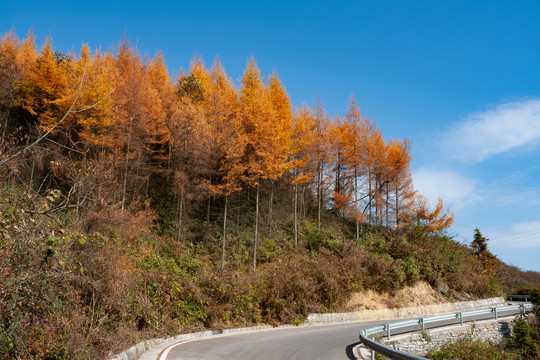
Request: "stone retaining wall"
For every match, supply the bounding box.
[306,297,506,324]
[379,316,519,357]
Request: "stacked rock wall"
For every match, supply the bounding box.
[380,317,517,356]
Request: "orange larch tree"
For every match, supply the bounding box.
[307,96,332,231]
[20,37,73,139]
[342,95,370,240]
[239,56,276,269]
[409,194,455,233]
[290,105,316,246]
[266,70,293,236]
[363,123,386,224]
[74,45,115,150]
[383,138,414,226]
[108,39,169,212]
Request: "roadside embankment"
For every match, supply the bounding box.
[110,297,506,360]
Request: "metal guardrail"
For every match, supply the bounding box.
[506,294,532,302]
[359,302,534,360]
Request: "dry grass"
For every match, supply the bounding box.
[345,281,447,311]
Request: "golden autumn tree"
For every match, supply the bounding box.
[107,39,169,212]
[327,115,351,222]
[329,115,349,204]
[341,95,371,240]
[213,120,246,268]
[169,57,212,239]
[0,30,35,137]
[74,45,115,150]
[409,194,455,233]
[19,37,73,139]
[239,56,274,269]
[363,123,386,224]
[306,96,331,231]
[329,112,367,244]
[266,70,293,236]
[0,30,39,182]
[384,138,415,226]
[202,58,241,258]
[209,59,244,268]
[290,105,316,246]
[173,55,244,266]
[56,45,116,217]
[146,51,172,162]
[239,57,293,268]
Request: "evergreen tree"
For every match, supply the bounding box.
[471,227,489,255]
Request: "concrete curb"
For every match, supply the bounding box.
[109,297,506,360]
[109,326,273,360]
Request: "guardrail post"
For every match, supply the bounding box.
[494,307,498,320]
[460,312,463,326]
[420,318,424,331]
[371,338,375,360]
[387,323,391,340]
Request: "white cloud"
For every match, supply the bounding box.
[412,168,479,210]
[489,221,540,249]
[443,99,540,163]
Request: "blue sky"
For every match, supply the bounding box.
[3,1,540,271]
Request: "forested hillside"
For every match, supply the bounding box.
[1,30,538,359]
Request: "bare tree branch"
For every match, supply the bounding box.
[44,137,89,155]
[72,86,115,113]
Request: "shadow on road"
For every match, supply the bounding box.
[345,341,363,360]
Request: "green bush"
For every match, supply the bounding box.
[428,337,518,360]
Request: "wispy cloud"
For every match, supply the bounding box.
[442,99,540,163]
[412,168,479,210]
[490,220,540,249]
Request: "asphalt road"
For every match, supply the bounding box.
[152,306,527,360]
[158,321,382,360]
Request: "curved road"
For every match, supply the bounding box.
[142,306,526,360]
[156,321,381,360]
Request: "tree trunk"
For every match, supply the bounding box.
[268,182,274,238]
[342,222,345,253]
[1,93,13,139]
[167,143,172,181]
[374,174,379,225]
[30,158,35,188]
[368,170,372,224]
[302,184,306,218]
[236,200,240,236]
[294,182,298,248]
[385,184,389,226]
[221,195,228,269]
[395,183,399,227]
[176,189,184,241]
[253,184,260,270]
[121,119,133,213]
[205,197,211,252]
[317,164,322,231]
[76,183,81,220]
[355,168,359,243]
